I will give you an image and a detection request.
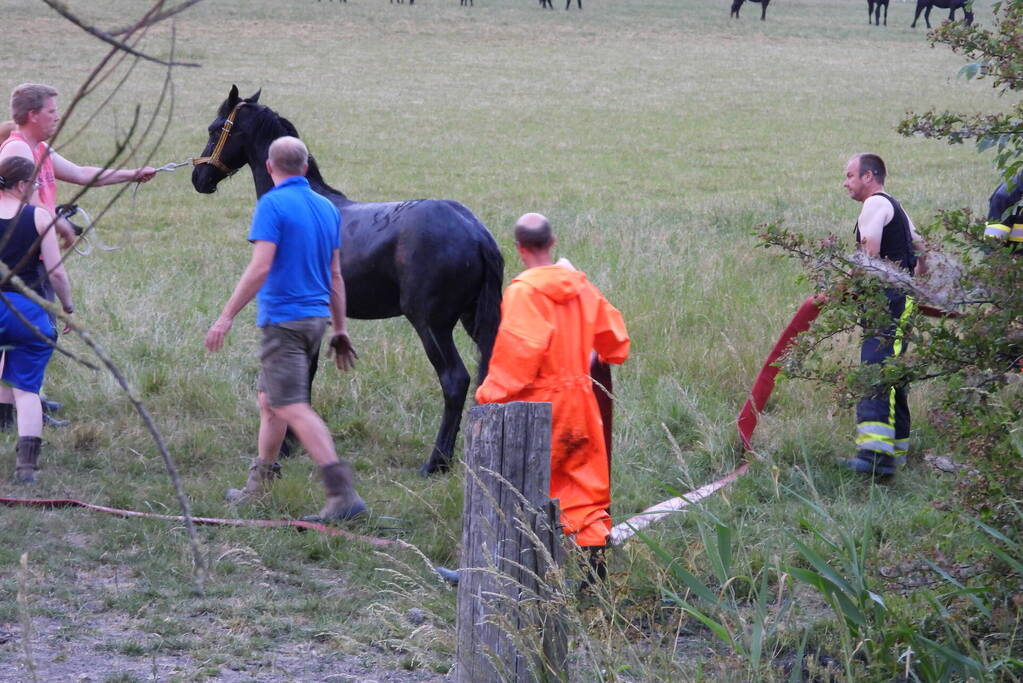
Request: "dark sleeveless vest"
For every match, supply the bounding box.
[855,192,916,274]
[0,206,47,297]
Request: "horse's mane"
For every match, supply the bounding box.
[266,110,346,199]
[218,96,347,200]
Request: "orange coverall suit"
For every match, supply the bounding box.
[475,265,630,547]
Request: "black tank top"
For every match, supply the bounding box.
[0,206,47,297]
[855,192,916,274]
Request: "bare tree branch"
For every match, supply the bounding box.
[108,0,206,37]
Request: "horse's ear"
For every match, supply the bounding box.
[228,84,240,104]
[248,89,262,104]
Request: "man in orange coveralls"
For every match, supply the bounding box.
[476,212,630,585]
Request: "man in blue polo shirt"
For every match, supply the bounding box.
[204,135,365,522]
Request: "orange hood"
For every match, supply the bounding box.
[514,265,588,304]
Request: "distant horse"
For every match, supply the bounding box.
[731,0,770,21]
[192,87,503,476]
[911,0,973,28]
[461,0,473,5]
[868,0,889,25]
[540,0,553,7]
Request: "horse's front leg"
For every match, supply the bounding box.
[413,321,470,476]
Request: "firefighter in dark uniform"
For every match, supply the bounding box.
[841,154,927,477]
[985,168,1023,251]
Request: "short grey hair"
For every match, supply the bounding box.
[11,83,58,125]
[268,136,308,176]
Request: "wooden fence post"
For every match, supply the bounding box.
[455,402,567,683]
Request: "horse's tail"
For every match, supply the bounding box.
[470,227,504,385]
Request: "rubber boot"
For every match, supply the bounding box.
[578,545,608,596]
[225,458,281,502]
[302,461,367,523]
[0,403,13,433]
[14,436,42,484]
[840,450,896,479]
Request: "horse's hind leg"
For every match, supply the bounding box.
[414,321,470,476]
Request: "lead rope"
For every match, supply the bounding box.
[68,205,122,256]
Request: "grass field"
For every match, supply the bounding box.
[0,0,1014,680]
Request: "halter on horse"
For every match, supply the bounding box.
[192,86,504,475]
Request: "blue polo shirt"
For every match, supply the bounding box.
[248,176,341,326]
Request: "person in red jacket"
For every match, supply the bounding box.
[476,213,630,582]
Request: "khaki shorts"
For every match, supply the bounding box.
[257,317,328,407]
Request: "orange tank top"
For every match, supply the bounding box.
[0,130,57,213]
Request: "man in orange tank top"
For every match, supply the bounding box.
[0,83,156,429]
[0,83,157,242]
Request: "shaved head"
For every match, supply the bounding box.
[514,212,553,250]
[268,136,308,176]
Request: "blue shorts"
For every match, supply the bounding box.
[0,292,56,394]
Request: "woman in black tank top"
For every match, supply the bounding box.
[0,155,74,483]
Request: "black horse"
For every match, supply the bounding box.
[192,87,503,476]
[912,0,973,28]
[731,0,770,21]
[868,0,889,25]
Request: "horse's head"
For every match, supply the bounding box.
[191,85,263,194]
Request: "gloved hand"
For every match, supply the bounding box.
[329,332,359,371]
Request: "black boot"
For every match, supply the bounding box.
[14,436,42,484]
[0,403,13,432]
[578,545,608,595]
[302,461,367,523]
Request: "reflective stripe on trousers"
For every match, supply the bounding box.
[855,295,914,461]
[985,223,1023,242]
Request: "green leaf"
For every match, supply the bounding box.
[788,629,809,683]
[967,516,1021,552]
[990,547,1023,576]
[792,539,857,597]
[634,528,721,606]
[786,567,866,627]
[913,634,985,675]
[923,558,992,617]
[662,589,744,655]
[716,522,733,580]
